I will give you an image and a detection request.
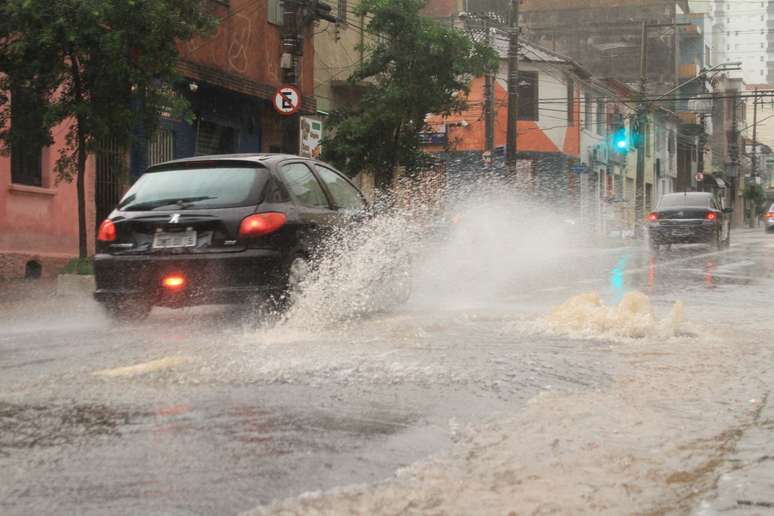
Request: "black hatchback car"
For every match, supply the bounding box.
[94,154,370,320]
[646,192,732,251]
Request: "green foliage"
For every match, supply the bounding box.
[321,0,496,188]
[62,257,94,275]
[0,0,216,181]
[744,183,767,214]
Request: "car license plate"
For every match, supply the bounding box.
[672,229,691,236]
[153,230,197,249]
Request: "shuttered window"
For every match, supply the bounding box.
[195,120,236,156]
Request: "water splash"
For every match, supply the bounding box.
[545,291,688,339]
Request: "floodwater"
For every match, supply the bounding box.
[2,194,774,515]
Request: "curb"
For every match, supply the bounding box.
[56,274,96,298]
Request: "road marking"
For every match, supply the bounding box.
[93,356,190,378]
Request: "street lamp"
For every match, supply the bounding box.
[654,61,742,102]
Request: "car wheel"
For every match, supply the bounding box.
[103,298,152,322]
[263,255,310,314]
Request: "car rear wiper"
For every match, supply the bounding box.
[121,196,217,211]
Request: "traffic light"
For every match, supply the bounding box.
[612,127,630,153]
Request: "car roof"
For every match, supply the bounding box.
[147,153,309,171]
[662,192,712,198]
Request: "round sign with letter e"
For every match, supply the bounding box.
[273,85,301,116]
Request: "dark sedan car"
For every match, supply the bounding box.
[94,154,373,320]
[646,192,732,251]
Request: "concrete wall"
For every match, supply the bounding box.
[0,119,96,279]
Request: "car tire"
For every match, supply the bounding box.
[103,299,152,322]
[265,255,310,314]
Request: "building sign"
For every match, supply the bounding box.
[273,85,301,116]
[300,117,323,158]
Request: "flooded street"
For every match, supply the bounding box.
[2,227,774,515]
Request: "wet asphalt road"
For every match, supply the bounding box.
[2,229,774,515]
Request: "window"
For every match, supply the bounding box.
[566,79,575,125]
[10,86,43,187]
[118,167,267,211]
[147,128,175,167]
[596,99,605,134]
[314,165,365,211]
[281,163,329,208]
[584,94,592,130]
[517,71,539,121]
[268,0,283,25]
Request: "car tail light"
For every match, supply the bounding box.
[768,212,774,219]
[97,219,116,242]
[162,275,185,289]
[647,212,658,222]
[239,212,287,237]
[705,212,717,221]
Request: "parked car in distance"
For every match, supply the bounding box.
[93,154,380,321]
[764,203,774,233]
[646,192,732,251]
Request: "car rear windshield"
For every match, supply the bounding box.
[658,194,711,209]
[118,166,268,211]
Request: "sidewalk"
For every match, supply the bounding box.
[0,276,101,325]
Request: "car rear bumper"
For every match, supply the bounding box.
[648,223,716,243]
[93,249,284,307]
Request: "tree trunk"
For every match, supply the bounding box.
[69,53,88,258]
[76,119,88,258]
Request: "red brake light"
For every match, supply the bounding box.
[162,275,185,289]
[647,213,658,222]
[239,212,287,237]
[768,212,774,218]
[97,219,116,242]
[705,212,717,221]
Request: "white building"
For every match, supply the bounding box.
[693,0,769,83]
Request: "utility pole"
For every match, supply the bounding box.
[506,0,520,166]
[483,19,495,159]
[634,21,648,237]
[750,88,759,228]
[730,90,739,226]
[280,0,336,153]
[752,88,759,178]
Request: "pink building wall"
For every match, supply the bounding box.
[0,119,96,279]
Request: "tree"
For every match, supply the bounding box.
[0,0,216,258]
[321,0,496,189]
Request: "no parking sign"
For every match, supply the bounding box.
[273,85,302,116]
